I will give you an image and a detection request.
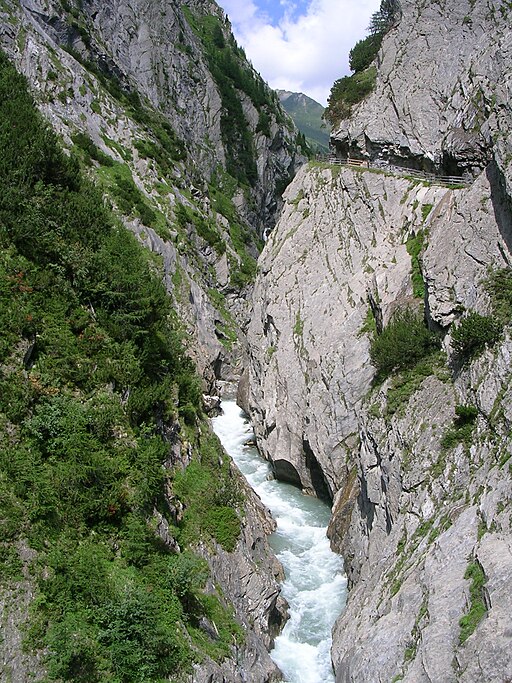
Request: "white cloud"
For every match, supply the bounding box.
[219,0,381,105]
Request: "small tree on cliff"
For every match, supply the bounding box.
[368,0,402,36]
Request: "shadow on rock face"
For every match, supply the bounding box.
[487,161,512,262]
[272,459,302,488]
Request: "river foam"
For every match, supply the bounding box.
[212,400,347,683]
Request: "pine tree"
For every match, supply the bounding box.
[368,0,401,36]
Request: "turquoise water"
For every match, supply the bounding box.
[212,400,347,683]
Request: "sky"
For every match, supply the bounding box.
[217,0,381,106]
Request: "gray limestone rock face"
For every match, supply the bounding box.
[0,544,45,683]
[246,164,450,496]
[245,157,512,680]
[193,467,286,683]
[331,0,512,186]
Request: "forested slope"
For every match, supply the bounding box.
[0,51,277,683]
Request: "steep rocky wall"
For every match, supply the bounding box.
[244,2,512,676]
[0,3,299,680]
[0,0,304,383]
[245,164,449,495]
[333,0,512,185]
[245,158,512,678]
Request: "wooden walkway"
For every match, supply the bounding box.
[320,155,468,187]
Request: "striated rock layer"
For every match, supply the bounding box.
[245,0,512,676]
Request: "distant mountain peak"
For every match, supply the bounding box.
[277,90,330,153]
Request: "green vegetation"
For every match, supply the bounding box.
[358,306,378,338]
[370,308,440,379]
[100,161,157,227]
[294,312,304,337]
[441,404,478,451]
[184,9,272,186]
[175,201,226,255]
[72,132,114,167]
[0,50,242,680]
[385,352,445,416]
[349,34,383,73]
[421,203,433,222]
[325,0,401,125]
[485,267,512,323]
[325,67,377,125]
[406,231,425,299]
[208,288,238,349]
[368,0,402,35]
[459,561,487,643]
[451,311,501,361]
[173,435,242,552]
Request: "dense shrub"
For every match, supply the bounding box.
[325,67,377,125]
[370,308,440,378]
[406,230,426,299]
[451,311,501,361]
[459,561,487,643]
[485,267,512,322]
[173,435,242,552]
[349,34,382,73]
[0,49,240,680]
[72,132,114,167]
[441,404,478,450]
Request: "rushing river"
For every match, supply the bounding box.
[212,400,347,683]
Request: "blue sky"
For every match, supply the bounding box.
[260,0,311,23]
[218,0,381,105]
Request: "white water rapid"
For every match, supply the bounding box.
[212,400,347,683]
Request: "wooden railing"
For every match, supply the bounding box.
[319,155,468,187]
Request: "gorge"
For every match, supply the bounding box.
[0,0,511,682]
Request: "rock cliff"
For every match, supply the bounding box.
[0,1,302,681]
[333,0,512,186]
[245,0,512,679]
[0,0,304,384]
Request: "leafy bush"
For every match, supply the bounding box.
[485,267,512,322]
[441,404,478,451]
[0,49,240,679]
[72,132,114,167]
[325,67,377,125]
[205,506,241,552]
[459,561,487,643]
[451,311,501,361]
[108,164,157,226]
[406,230,425,299]
[349,34,382,73]
[173,435,242,551]
[385,352,444,416]
[370,308,440,378]
[175,202,226,255]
